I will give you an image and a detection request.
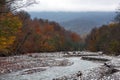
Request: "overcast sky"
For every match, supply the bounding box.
[23,0,120,12]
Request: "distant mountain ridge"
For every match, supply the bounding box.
[29,12,116,35]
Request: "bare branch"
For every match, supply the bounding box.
[0,0,37,14]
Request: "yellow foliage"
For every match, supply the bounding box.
[0,13,22,53]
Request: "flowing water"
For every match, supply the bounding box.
[0,57,102,80]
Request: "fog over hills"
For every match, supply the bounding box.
[29,12,116,35]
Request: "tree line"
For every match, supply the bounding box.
[85,10,120,55]
[14,11,82,54]
[0,0,120,56]
[0,0,82,56]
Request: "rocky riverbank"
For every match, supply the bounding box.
[54,65,120,80]
[0,51,120,80]
[0,52,71,75]
[54,55,120,80]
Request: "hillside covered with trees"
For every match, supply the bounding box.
[84,5,120,56]
[85,18,120,55]
[0,0,120,56]
[0,0,82,56]
[14,11,82,54]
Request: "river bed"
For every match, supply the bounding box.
[0,57,102,80]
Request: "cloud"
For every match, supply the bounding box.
[23,0,120,12]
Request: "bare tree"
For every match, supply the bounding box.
[0,0,37,14]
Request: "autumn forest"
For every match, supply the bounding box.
[0,0,120,56]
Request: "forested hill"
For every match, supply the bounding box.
[0,11,82,56]
[29,12,115,35]
[85,23,120,55]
